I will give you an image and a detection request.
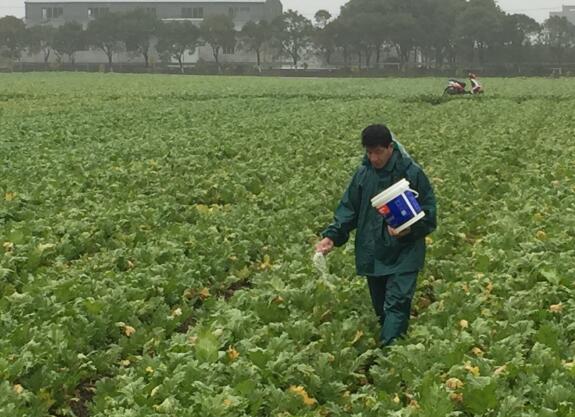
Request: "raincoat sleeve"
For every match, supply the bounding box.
[321,169,362,247]
[402,167,437,242]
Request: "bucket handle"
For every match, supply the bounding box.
[408,188,419,198]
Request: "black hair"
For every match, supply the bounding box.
[361,124,393,148]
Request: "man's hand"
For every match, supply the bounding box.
[388,226,411,238]
[315,237,334,255]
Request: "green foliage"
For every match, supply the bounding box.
[240,20,272,68]
[86,12,125,67]
[1,74,575,416]
[272,10,313,67]
[25,25,57,63]
[542,16,575,64]
[0,16,26,60]
[52,22,86,64]
[156,21,201,73]
[118,9,160,67]
[200,14,236,67]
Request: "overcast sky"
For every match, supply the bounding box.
[0,0,568,22]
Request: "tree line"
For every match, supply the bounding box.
[1,0,575,73]
[317,0,575,70]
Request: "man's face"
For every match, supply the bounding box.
[366,145,394,169]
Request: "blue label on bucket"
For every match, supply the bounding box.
[376,191,422,229]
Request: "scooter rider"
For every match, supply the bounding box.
[469,73,483,94]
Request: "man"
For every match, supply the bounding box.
[315,124,437,346]
[469,73,483,95]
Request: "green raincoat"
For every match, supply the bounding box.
[322,141,437,276]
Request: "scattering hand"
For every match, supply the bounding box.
[315,237,334,255]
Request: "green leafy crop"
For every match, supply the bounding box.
[1,73,574,416]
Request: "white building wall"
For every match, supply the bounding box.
[550,5,575,25]
[22,0,282,65]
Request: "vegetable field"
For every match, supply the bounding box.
[1,73,575,417]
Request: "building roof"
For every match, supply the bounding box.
[25,0,267,3]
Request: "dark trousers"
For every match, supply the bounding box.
[367,271,418,346]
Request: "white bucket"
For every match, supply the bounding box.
[370,179,425,233]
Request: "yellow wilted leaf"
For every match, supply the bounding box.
[392,393,401,404]
[145,367,154,374]
[350,330,364,345]
[227,346,240,362]
[302,394,318,407]
[425,236,433,245]
[408,399,420,409]
[288,385,317,406]
[223,398,233,407]
[150,386,160,397]
[288,386,307,401]
[199,288,210,300]
[536,230,547,240]
[120,359,131,367]
[459,319,469,329]
[363,395,377,408]
[171,307,182,317]
[563,361,574,370]
[3,241,14,252]
[472,347,484,357]
[13,384,24,395]
[445,378,464,390]
[272,295,284,304]
[195,204,211,214]
[450,392,464,403]
[464,362,480,376]
[183,288,195,300]
[259,254,272,270]
[38,388,55,407]
[462,283,470,294]
[123,325,136,337]
[4,192,15,201]
[37,243,55,252]
[549,303,563,313]
[494,364,508,375]
[485,281,494,295]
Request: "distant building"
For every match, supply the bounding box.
[23,0,283,65]
[25,0,282,28]
[550,5,575,24]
